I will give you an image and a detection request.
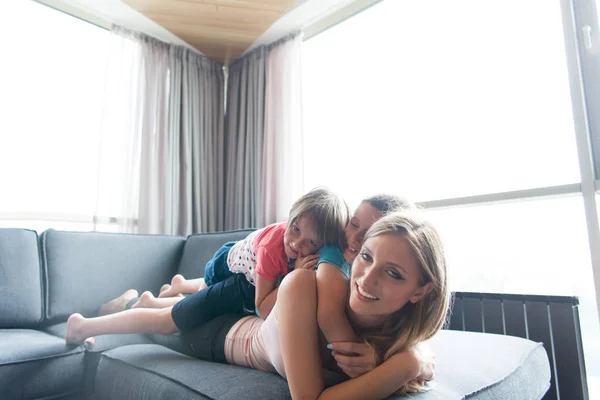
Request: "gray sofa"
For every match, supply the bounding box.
[0,228,551,400]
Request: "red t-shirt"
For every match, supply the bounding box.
[254,222,290,282]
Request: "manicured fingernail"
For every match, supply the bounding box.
[331,351,335,356]
[326,344,333,349]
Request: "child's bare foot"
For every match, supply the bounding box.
[66,313,94,344]
[98,289,139,316]
[159,283,172,295]
[131,291,158,309]
[158,274,186,298]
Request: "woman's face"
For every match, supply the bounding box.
[349,234,433,327]
[344,202,383,262]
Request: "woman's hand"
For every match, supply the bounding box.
[329,341,377,378]
[295,254,320,270]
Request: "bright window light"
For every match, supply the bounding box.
[302,0,598,396]
[0,1,109,231]
[303,0,579,205]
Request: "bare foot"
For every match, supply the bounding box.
[66,313,94,344]
[98,289,138,316]
[159,283,172,295]
[158,274,186,298]
[131,291,156,309]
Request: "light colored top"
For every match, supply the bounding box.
[227,222,291,285]
[224,306,286,378]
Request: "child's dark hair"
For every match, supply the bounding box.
[362,194,416,215]
[288,188,349,249]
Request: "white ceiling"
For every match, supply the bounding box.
[49,0,376,58]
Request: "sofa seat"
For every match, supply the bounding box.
[93,344,292,400]
[0,329,85,400]
[92,329,550,400]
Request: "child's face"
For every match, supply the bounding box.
[284,216,322,259]
[345,202,383,262]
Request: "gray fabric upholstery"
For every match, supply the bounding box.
[177,229,255,278]
[94,344,292,400]
[41,230,185,322]
[45,321,154,354]
[92,330,550,400]
[411,330,550,400]
[0,329,85,400]
[0,229,43,327]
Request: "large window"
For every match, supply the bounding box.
[0,1,111,232]
[302,0,600,396]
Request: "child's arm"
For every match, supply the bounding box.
[316,263,360,343]
[255,275,278,318]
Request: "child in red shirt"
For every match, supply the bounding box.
[66,188,349,343]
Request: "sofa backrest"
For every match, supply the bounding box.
[40,230,185,322]
[0,229,43,328]
[177,229,256,279]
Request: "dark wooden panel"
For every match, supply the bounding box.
[482,298,504,335]
[462,297,483,333]
[503,299,527,338]
[550,303,587,400]
[526,301,558,400]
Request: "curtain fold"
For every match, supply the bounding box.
[96,26,225,236]
[224,33,303,230]
[263,34,304,224]
[224,48,267,230]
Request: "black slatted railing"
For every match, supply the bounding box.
[447,292,589,400]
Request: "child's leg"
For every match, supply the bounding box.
[132,291,185,309]
[158,275,206,298]
[171,273,255,333]
[98,289,139,316]
[65,307,177,344]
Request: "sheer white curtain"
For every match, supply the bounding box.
[96,26,225,235]
[263,33,304,224]
[95,27,145,233]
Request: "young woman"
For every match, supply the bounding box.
[276,211,450,398]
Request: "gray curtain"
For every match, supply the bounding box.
[99,27,225,236]
[223,33,303,230]
[224,48,267,230]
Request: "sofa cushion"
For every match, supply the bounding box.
[41,230,185,322]
[93,330,550,400]
[177,229,256,278]
[0,329,85,400]
[93,344,291,400]
[418,330,550,399]
[0,229,43,327]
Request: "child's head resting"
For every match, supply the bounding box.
[285,187,349,259]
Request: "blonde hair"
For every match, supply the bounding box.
[288,187,350,249]
[361,211,450,394]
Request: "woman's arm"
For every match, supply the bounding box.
[277,269,325,399]
[316,263,360,343]
[320,351,423,400]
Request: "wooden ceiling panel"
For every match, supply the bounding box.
[122,0,295,64]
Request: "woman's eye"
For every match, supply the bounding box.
[351,223,359,229]
[308,240,317,247]
[293,225,300,233]
[360,251,372,262]
[387,270,404,280]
